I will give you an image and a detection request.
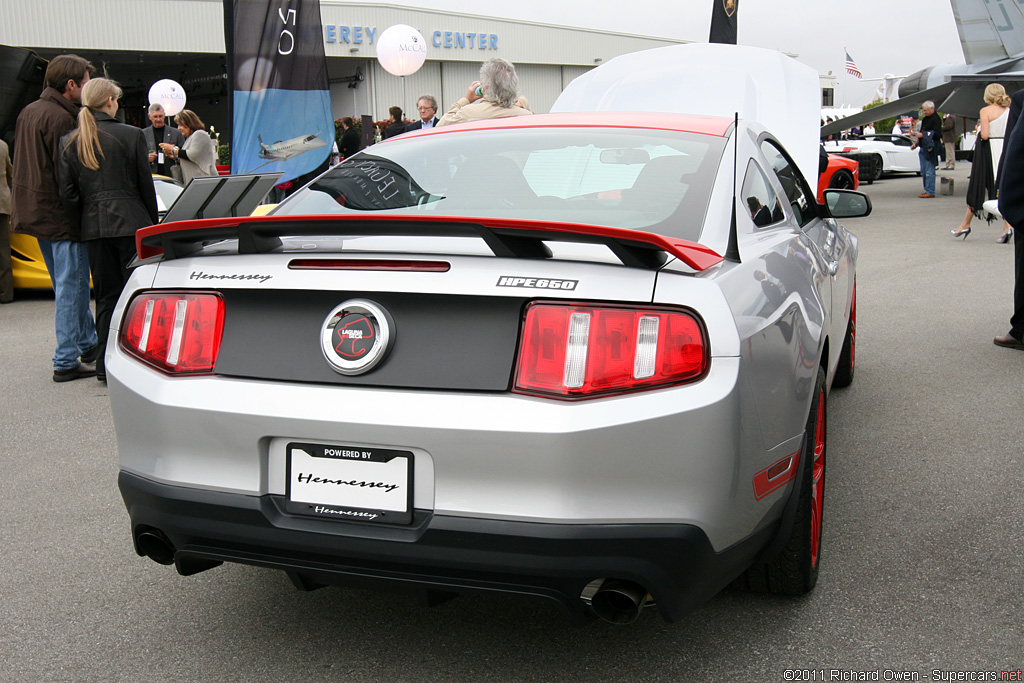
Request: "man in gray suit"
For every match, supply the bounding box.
[405,95,439,132]
[142,103,185,178]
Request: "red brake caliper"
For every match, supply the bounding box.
[810,388,826,567]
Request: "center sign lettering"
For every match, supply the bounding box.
[324,25,500,51]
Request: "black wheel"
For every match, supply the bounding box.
[869,154,883,181]
[734,367,826,595]
[833,284,856,388]
[828,169,855,190]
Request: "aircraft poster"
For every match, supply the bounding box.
[226,0,333,182]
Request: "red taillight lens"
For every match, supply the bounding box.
[514,302,707,399]
[119,292,225,375]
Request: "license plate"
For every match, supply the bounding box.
[285,442,413,525]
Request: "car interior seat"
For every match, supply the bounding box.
[444,155,537,210]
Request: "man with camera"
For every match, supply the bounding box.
[143,103,185,179]
[437,58,532,127]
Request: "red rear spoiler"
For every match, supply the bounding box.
[136,214,723,272]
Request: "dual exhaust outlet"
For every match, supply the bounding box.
[137,529,649,624]
[135,529,221,576]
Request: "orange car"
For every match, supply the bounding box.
[816,153,859,203]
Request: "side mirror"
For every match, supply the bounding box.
[823,189,872,218]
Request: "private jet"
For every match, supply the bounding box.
[822,0,1024,137]
[257,130,328,161]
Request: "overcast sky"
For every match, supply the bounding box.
[391,0,965,108]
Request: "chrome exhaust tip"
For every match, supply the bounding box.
[589,579,648,624]
[136,530,175,565]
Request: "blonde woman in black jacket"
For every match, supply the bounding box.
[59,77,158,381]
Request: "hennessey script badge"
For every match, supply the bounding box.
[189,270,273,283]
[496,276,578,290]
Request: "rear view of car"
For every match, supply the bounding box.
[110,46,867,625]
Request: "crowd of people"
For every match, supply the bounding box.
[824,83,1024,349]
[3,54,223,382]
[340,56,532,159]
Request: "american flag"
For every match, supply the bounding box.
[845,51,862,79]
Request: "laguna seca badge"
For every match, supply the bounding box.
[321,299,395,375]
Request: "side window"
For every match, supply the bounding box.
[741,160,783,228]
[760,140,814,227]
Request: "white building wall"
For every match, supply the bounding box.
[562,65,594,90]
[514,64,564,115]
[0,0,678,66]
[0,0,226,52]
[438,62,481,116]
[317,2,682,66]
[0,0,679,137]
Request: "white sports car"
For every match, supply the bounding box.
[109,45,870,625]
[823,134,920,180]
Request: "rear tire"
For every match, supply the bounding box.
[735,367,826,595]
[833,284,856,388]
[869,154,883,181]
[828,169,855,190]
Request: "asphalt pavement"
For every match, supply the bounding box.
[1,166,1022,682]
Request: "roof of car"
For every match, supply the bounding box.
[390,112,735,138]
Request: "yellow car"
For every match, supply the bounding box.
[9,231,53,290]
[11,175,184,290]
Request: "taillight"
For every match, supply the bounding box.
[513,302,708,399]
[119,291,225,375]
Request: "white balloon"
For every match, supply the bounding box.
[376,24,427,77]
[148,79,187,116]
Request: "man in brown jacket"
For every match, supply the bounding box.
[11,54,99,381]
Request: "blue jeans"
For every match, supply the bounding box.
[37,239,98,370]
[919,150,936,195]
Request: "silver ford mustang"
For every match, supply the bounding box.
[110,107,868,624]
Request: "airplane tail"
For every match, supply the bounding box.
[950,0,1024,64]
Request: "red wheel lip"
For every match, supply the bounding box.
[810,387,826,568]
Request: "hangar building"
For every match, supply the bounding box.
[0,0,686,138]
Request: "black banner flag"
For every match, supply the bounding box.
[709,0,739,45]
[225,0,333,182]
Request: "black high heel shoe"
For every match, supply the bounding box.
[952,227,971,239]
[996,229,1013,244]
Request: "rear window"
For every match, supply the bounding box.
[273,127,726,241]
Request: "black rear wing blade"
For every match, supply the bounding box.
[160,172,283,223]
[136,213,724,272]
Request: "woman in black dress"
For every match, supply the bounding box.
[955,84,1011,240]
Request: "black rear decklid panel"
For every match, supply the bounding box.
[214,290,523,391]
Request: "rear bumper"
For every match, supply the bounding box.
[120,470,773,623]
